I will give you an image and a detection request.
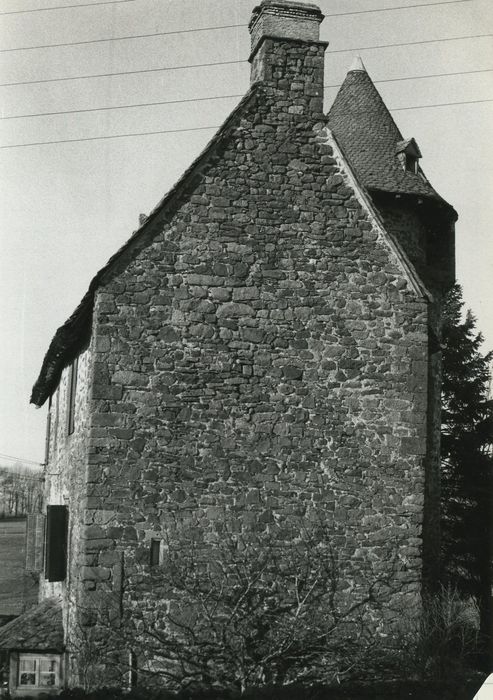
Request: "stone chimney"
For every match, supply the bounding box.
[248,0,327,115]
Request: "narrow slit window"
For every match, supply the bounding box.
[45,398,52,464]
[405,153,418,174]
[150,539,162,566]
[129,651,138,688]
[67,357,78,435]
[53,388,59,452]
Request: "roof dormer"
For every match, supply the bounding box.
[396,138,422,174]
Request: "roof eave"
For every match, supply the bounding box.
[368,186,458,223]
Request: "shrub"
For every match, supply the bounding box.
[389,586,480,681]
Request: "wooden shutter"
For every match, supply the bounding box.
[25,514,46,572]
[45,506,68,582]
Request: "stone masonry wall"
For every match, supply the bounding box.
[375,197,455,589]
[72,38,431,680]
[250,38,325,116]
[375,198,455,297]
[41,344,93,645]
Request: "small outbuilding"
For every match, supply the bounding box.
[0,598,64,697]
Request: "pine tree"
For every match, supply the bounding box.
[441,284,493,669]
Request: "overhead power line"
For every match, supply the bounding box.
[0,452,42,466]
[0,125,218,149]
[325,0,473,18]
[0,59,245,88]
[0,0,471,20]
[0,0,136,16]
[0,0,478,53]
[0,93,242,120]
[2,34,491,88]
[1,98,492,150]
[2,68,492,120]
[0,23,245,54]
[326,33,493,54]
[393,98,493,111]
[374,67,493,85]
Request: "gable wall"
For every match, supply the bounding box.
[67,43,433,680]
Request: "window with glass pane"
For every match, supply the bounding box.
[19,658,36,686]
[18,655,60,689]
[39,658,57,687]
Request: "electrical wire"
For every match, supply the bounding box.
[325,0,473,18]
[0,124,220,149]
[0,1,480,53]
[393,97,493,111]
[1,93,243,120]
[0,0,472,19]
[374,67,493,85]
[0,452,43,466]
[2,98,492,150]
[2,68,491,120]
[0,59,245,88]
[2,33,492,88]
[0,24,246,54]
[0,0,136,16]
[326,33,493,54]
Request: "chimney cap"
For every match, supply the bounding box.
[254,0,321,9]
[249,0,324,32]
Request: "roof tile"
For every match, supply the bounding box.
[327,67,454,208]
[0,598,64,651]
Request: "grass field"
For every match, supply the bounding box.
[0,518,38,616]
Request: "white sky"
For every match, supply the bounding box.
[0,0,492,464]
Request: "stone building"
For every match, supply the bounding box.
[0,0,456,694]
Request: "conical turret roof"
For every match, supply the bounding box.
[328,62,455,211]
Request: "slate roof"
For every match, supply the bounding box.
[0,598,64,652]
[327,62,456,214]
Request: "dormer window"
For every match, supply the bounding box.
[404,153,418,174]
[396,138,422,174]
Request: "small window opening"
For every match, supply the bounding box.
[129,651,138,688]
[396,138,422,175]
[405,154,418,174]
[53,388,60,452]
[150,539,162,566]
[45,409,51,464]
[67,357,78,435]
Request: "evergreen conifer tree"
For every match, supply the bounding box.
[441,284,493,669]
